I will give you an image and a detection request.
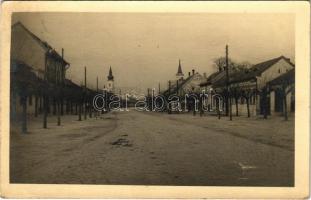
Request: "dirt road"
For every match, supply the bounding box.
[10,110,294,186]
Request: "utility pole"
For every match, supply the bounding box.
[21,90,27,133]
[147,88,150,111]
[57,48,64,126]
[225,45,229,116]
[84,66,87,120]
[158,83,161,94]
[119,89,122,109]
[43,53,48,128]
[60,48,64,116]
[96,76,99,92]
[225,45,232,120]
[152,88,155,111]
[168,81,171,114]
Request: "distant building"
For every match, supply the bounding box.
[163,60,206,96]
[200,56,295,117]
[107,66,114,93]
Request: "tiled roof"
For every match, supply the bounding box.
[268,69,295,86]
[250,56,294,75]
[162,74,196,95]
[212,56,294,87]
[12,22,70,66]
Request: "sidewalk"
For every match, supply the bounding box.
[143,111,294,151]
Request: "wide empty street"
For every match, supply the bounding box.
[10,110,294,186]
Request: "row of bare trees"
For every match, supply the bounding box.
[11,63,110,134]
[211,53,293,121]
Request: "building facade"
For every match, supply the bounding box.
[10,22,70,118]
[200,56,295,117]
[163,60,206,97]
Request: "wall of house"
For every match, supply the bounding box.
[231,95,257,116]
[11,94,75,119]
[11,24,46,77]
[11,93,38,120]
[257,59,294,89]
[231,104,257,116]
[270,87,293,116]
[180,73,205,95]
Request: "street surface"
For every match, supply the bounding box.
[10,110,294,186]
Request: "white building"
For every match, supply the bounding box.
[200,56,295,117]
[163,60,206,96]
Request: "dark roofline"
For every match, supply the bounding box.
[12,22,51,50]
[12,22,70,66]
[162,73,202,95]
[200,70,223,87]
[162,75,192,95]
[250,55,294,75]
[212,55,295,88]
[268,69,295,86]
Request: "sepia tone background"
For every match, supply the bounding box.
[0,1,306,198]
[12,12,294,92]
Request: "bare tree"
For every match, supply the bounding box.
[241,89,254,118]
[233,61,252,71]
[213,57,235,72]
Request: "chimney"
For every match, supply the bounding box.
[203,72,207,78]
[192,69,195,75]
[188,72,191,77]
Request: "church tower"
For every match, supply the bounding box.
[107,66,114,93]
[176,59,184,80]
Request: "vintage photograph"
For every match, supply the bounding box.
[8,12,297,187]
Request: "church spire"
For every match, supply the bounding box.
[176,59,184,79]
[107,66,114,81]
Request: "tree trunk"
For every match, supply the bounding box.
[66,99,70,114]
[199,97,203,117]
[217,100,221,120]
[84,100,87,120]
[225,93,229,116]
[193,100,196,116]
[229,96,232,121]
[284,92,288,121]
[43,95,48,128]
[75,103,78,115]
[47,97,51,114]
[53,98,56,115]
[89,99,92,118]
[21,96,27,134]
[39,96,42,114]
[78,102,82,121]
[34,95,38,117]
[57,100,61,126]
[70,101,74,114]
[61,98,64,115]
[263,88,268,119]
[246,97,250,118]
[235,97,239,116]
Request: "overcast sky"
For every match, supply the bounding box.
[12,13,295,92]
